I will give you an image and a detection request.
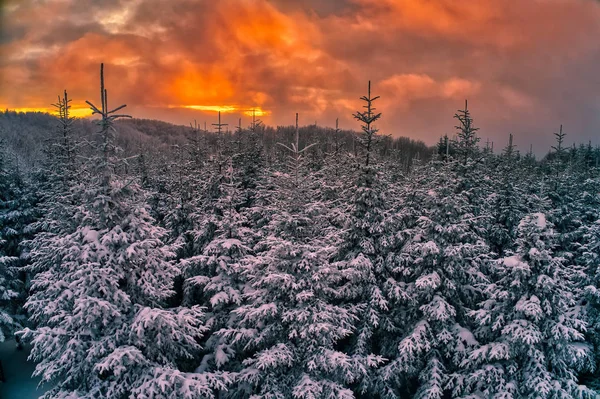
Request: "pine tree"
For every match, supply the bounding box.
[379,159,490,399]
[486,134,539,257]
[378,105,491,397]
[213,149,381,397]
[233,117,265,210]
[462,213,592,398]
[0,130,40,347]
[326,81,390,395]
[453,100,480,165]
[276,113,319,212]
[353,81,382,168]
[575,175,600,391]
[28,89,82,244]
[219,235,379,398]
[551,124,567,163]
[0,139,20,341]
[23,64,223,398]
[180,160,253,377]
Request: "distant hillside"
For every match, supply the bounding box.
[0,111,191,168]
[0,110,433,172]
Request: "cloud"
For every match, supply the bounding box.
[378,74,481,110]
[1,0,600,153]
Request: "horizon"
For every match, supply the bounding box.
[1,0,600,154]
[2,105,591,158]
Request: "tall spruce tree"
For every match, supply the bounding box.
[326,81,390,395]
[379,103,490,398]
[23,65,224,398]
[462,213,592,398]
[379,160,490,399]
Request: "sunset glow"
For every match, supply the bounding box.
[1,0,600,150]
[1,106,93,119]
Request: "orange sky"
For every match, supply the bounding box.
[1,0,600,152]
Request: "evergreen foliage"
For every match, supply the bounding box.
[1,73,600,398]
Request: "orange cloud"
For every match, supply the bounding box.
[1,0,600,151]
[378,74,481,110]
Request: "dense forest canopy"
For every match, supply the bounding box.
[1,67,600,399]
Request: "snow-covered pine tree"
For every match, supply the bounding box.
[378,103,490,398]
[28,89,81,243]
[378,160,490,399]
[218,234,381,398]
[239,122,264,200]
[453,100,480,166]
[573,172,600,391]
[197,105,381,397]
[462,213,593,398]
[275,113,319,211]
[486,134,538,257]
[162,142,198,260]
[325,81,391,395]
[579,216,600,391]
[49,90,79,186]
[232,115,269,229]
[164,120,215,261]
[546,126,582,250]
[180,159,254,376]
[24,90,84,293]
[0,139,23,342]
[318,118,354,206]
[23,64,225,398]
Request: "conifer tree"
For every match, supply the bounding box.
[180,160,253,377]
[0,139,21,341]
[378,104,491,397]
[276,113,318,210]
[453,100,480,165]
[326,81,390,394]
[219,235,380,398]
[486,134,536,256]
[378,159,490,399]
[353,81,382,168]
[233,115,265,210]
[29,89,81,243]
[23,64,223,398]
[551,124,567,163]
[462,213,592,398]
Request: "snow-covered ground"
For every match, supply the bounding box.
[0,339,49,399]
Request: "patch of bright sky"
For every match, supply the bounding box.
[166,105,269,116]
[8,45,61,62]
[97,0,143,34]
[2,106,92,118]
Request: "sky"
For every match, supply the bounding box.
[1,0,599,153]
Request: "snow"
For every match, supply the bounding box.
[82,226,99,243]
[502,255,528,269]
[454,324,478,347]
[518,212,547,230]
[2,104,599,398]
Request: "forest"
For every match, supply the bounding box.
[1,65,600,399]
